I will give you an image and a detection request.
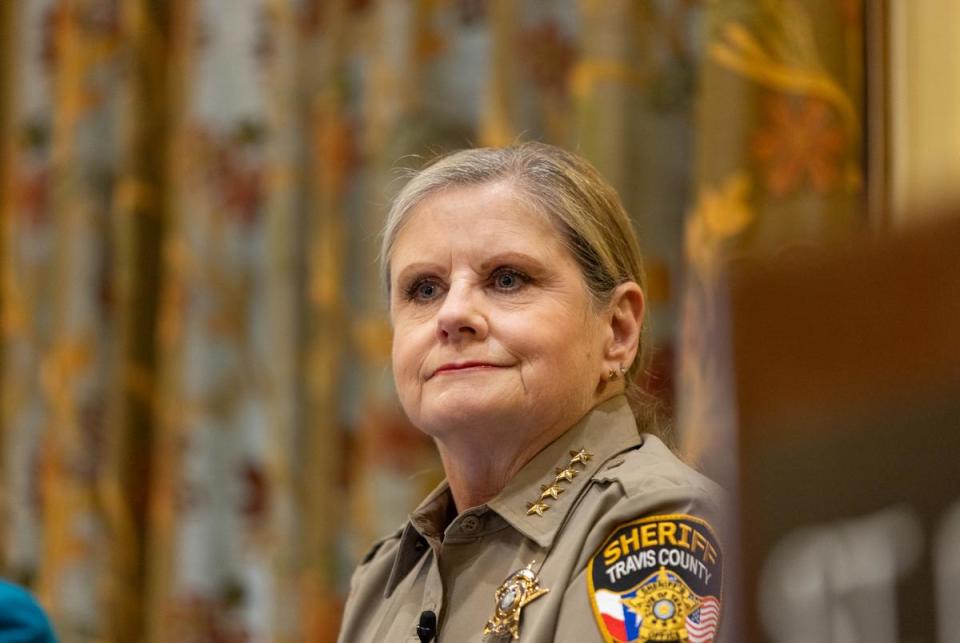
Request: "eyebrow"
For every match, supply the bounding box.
[478,251,545,271]
[393,262,447,287]
[394,252,546,281]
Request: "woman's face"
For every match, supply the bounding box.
[389,181,611,442]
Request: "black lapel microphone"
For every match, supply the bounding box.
[417,610,437,642]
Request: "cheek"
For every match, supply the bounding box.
[391,324,426,385]
[499,308,557,349]
[548,314,604,371]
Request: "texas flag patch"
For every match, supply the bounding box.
[587,514,722,642]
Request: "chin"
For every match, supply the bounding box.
[412,391,519,437]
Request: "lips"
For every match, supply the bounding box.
[429,361,506,379]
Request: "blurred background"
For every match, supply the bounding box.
[0,1,957,641]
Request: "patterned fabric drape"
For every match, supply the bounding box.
[676,0,866,483]
[0,1,865,641]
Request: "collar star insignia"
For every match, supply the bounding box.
[526,501,550,516]
[569,448,593,466]
[539,484,564,500]
[554,467,577,483]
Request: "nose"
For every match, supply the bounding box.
[436,281,488,341]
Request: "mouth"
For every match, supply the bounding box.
[429,361,506,379]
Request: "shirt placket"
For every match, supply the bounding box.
[433,510,485,640]
[409,511,446,642]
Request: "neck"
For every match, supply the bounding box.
[433,393,615,512]
[436,433,550,512]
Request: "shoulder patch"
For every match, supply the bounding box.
[587,514,722,642]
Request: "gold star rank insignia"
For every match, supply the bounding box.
[526,501,550,516]
[539,484,564,500]
[569,448,593,466]
[484,563,550,640]
[554,467,577,483]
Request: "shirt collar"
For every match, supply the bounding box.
[487,395,643,548]
[386,481,454,597]
[385,396,642,596]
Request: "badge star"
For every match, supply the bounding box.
[540,484,565,500]
[554,467,577,483]
[569,448,593,466]
[526,501,550,516]
[484,562,550,639]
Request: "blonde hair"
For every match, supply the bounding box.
[381,142,659,429]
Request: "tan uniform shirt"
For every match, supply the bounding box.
[338,396,727,642]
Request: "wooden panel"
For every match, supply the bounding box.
[732,211,960,436]
[729,208,960,642]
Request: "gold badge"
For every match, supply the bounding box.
[623,567,701,640]
[484,562,550,639]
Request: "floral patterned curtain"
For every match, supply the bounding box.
[677,0,866,483]
[0,1,864,641]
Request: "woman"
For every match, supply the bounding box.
[338,143,725,642]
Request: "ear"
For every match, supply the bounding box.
[603,281,645,370]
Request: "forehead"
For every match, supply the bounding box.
[390,182,569,261]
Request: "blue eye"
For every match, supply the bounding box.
[492,269,527,291]
[417,282,438,298]
[405,279,442,302]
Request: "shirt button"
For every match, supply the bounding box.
[460,515,482,534]
[414,537,428,552]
